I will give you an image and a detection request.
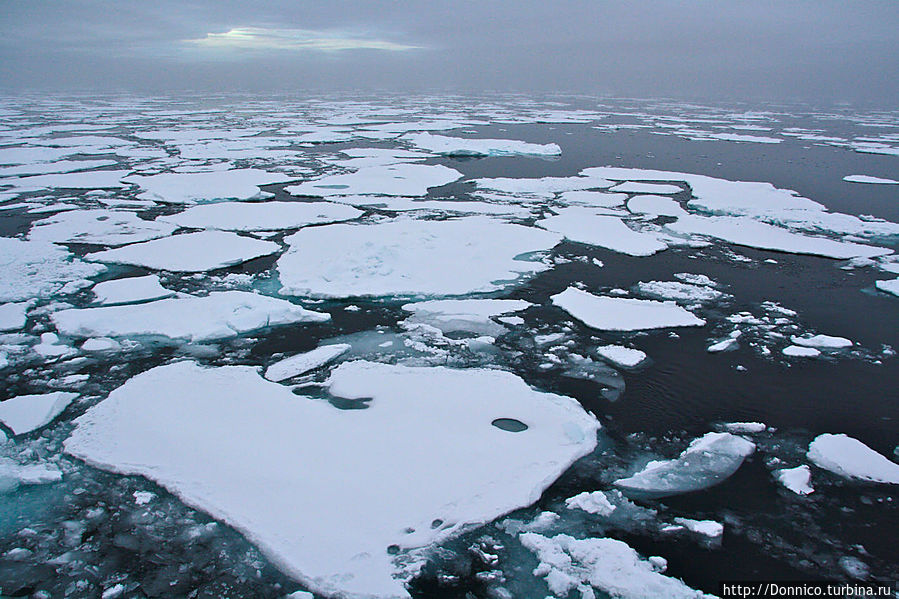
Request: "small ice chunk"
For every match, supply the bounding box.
[0,391,78,435]
[520,533,713,599]
[537,208,668,256]
[722,422,766,434]
[53,291,329,343]
[610,182,682,195]
[133,491,156,505]
[92,275,175,305]
[707,338,738,353]
[552,287,705,331]
[81,337,120,352]
[674,273,716,286]
[774,465,814,495]
[790,334,852,349]
[33,332,75,359]
[843,175,899,185]
[0,458,62,492]
[285,592,314,599]
[0,302,29,332]
[636,281,724,304]
[807,433,899,484]
[401,299,531,336]
[264,344,352,382]
[596,345,647,368]
[564,490,616,516]
[782,345,820,358]
[86,231,280,272]
[672,518,723,537]
[615,432,755,497]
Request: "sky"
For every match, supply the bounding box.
[1,1,898,106]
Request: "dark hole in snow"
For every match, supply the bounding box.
[387,544,400,555]
[491,418,528,432]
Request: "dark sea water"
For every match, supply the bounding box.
[0,95,896,598]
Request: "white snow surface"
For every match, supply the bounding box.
[551,287,705,331]
[627,195,688,217]
[875,278,899,297]
[609,182,683,195]
[782,345,820,358]
[86,231,280,272]
[52,291,329,343]
[401,132,561,156]
[0,392,78,435]
[520,533,712,599]
[790,334,852,349]
[287,164,462,197]
[91,275,175,305]
[672,518,724,537]
[278,217,561,298]
[564,490,616,516]
[158,201,363,232]
[28,210,178,246]
[0,237,105,302]
[65,360,599,598]
[123,169,293,204]
[400,299,532,336]
[807,434,899,484]
[614,432,755,496]
[264,344,352,382]
[636,281,725,304]
[596,345,647,368]
[843,175,899,184]
[537,209,668,256]
[774,465,814,495]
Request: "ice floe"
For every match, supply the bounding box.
[401,132,561,157]
[0,238,105,302]
[400,299,532,337]
[609,182,683,195]
[278,217,561,298]
[264,344,352,382]
[287,164,462,197]
[875,278,899,297]
[627,194,687,217]
[537,209,668,256]
[520,533,712,599]
[564,490,617,516]
[672,518,724,538]
[86,231,280,272]
[52,291,329,343]
[123,169,293,204]
[774,465,814,495]
[843,175,899,185]
[0,458,62,493]
[551,287,705,331]
[596,345,647,368]
[91,275,175,305]
[0,391,78,435]
[28,209,178,246]
[615,432,755,497]
[65,360,599,598]
[789,334,852,349]
[158,201,363,232]
[635,281,726,304]
[0,302,29,332]
[782,345,820,358]
[807,434,899,484]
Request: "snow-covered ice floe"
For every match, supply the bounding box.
[596,345,647,368]
[807,433,899,484]
[551,287,705,331]
[520,533,713,599]
[774,465,814,495]
[537,208,668,256]
[789,334,852,349]
[91,275,175,305]
[287,164,462,197]
[278,217,561,298]
[0,301,30,332]
[123,169,293,204]
[843,175,899,185]
[52,291,329,343]
[86,231,280,272]
[614,432,755,497]
[401,132,561,157]
[264,344,351,382]
[0,237,105,302]
[400,299,532,337]
[158,201,363,232]
[875,278,899,297]
[0,391,78,435]
[64,360,599,598]
[27,209,178,246]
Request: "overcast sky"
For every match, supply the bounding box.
[1,1,897,106]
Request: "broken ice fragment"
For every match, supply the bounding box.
[0,391,78,435]
[552,287,705,331]
[264,344,352,382]
[807,433,899,484]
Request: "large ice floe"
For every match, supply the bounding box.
[401,132,561,157]
[123,169,294,204]
[614,432,756,497]
[551,287,705,331]
[64,360,599,598]
[158,201,363,231]
[807,434,899,484]
[85,231,280,272]
[520,533,713,598]
[286,164,462,197]
[536,208,668,256]
[0,237,105,302]
[52,291,329,343]
[278,217,561,298]
[28,209,178,246]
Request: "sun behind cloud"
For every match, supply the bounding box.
[186,27,420,53]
